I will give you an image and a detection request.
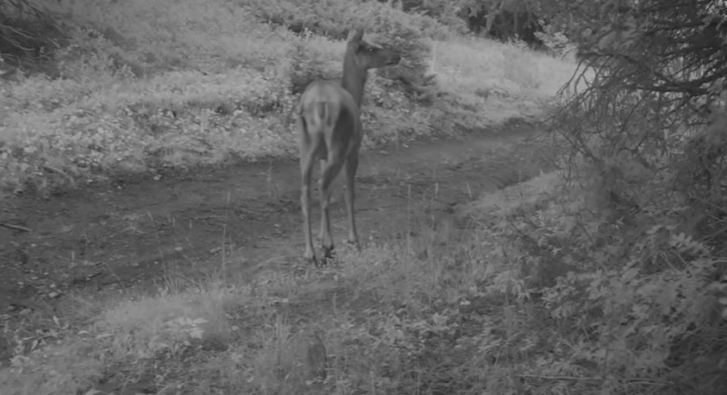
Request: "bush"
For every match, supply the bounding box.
[242,0,449,40]
[386,0,469,33]
[287,39,330,95]
[505,180,727,391]
[0,68,299,194]
[55,26,142,80]
[242,0,441,88]
[241,0,353,39]
[354,1,435,88]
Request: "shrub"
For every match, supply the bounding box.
[241,0,441,87]
[354,1,435,88]
[287,39,330,95]
[239,0,355,39]
[492,166,727,393]
[55,26,141,80]
[387,0,469,33]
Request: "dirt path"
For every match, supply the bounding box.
[0,119,550,318]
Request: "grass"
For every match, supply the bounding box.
[0,140,570,394]
[0,196,543,394]
[1,1,721,394]
[0,0,589,393]
[0,0,577,194]
[430,37,577,124]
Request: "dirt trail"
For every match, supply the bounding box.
[0,119,549,318]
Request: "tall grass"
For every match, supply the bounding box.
[0,181,541,394]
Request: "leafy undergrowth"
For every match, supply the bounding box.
[0,0,576,195]
[0,195,531,395]
[4,167,725,395]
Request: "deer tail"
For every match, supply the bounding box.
[308,101,329,131]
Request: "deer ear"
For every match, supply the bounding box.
[348,28,364,43]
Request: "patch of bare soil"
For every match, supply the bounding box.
[0,119,553,366]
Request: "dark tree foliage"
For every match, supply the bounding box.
[547,4,727,393]
[553,0,727,238]
[373,0,549,46]
[558,0,727,102]
[460,6,545,46]
[0,0,64,74]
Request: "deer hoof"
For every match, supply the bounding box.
[346,239,361,252]
[322,245,335,263]
[305,252,318,266]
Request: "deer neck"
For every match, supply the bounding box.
[341,55,367,108]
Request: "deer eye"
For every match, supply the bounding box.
[367,47,376,53]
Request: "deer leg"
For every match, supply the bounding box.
[344,153,360,250]
[319,154,345,263]
[318,159,327,243]
[299,123,318,266]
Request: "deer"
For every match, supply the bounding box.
[297,28,401,266]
